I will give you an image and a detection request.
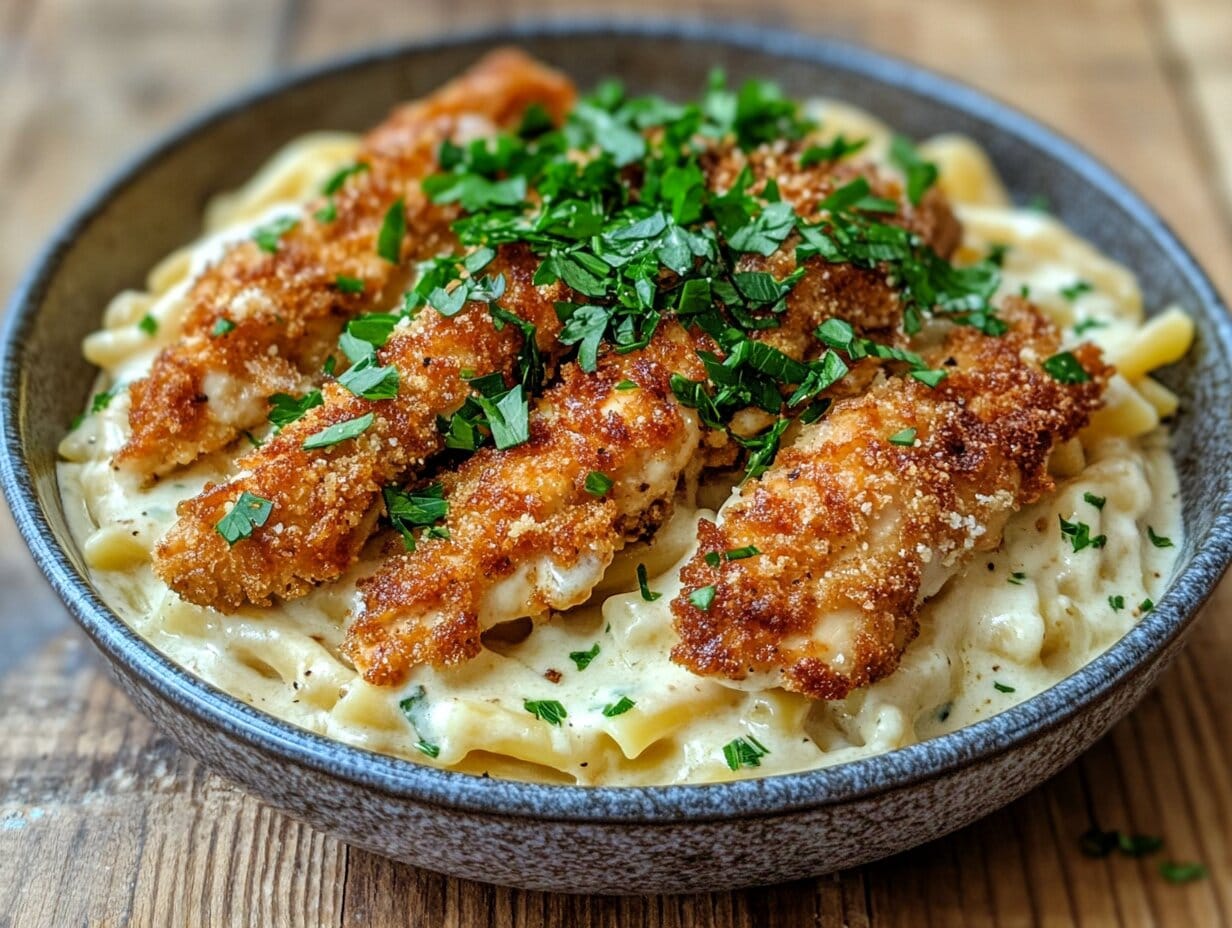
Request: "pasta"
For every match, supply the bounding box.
[59,96,1188,787]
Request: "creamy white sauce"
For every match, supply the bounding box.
[57,111,1187,786]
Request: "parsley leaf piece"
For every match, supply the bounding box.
[267,390,323,430]
[1084,492,1106,510]
[315,201,337,223]
[215,491,273,546]
[1119,833,1164,857]
[1109,594,1125,611]
[602,696,636,718]
[1147,526,1174,548]
[615,379,638,391]
[727,200,796,256]
[398,684,439,757]
[338,359,399,400]
[994,681,1016,693]
[1061,280,1094,301]
[704,551,721,568]
[558,304,610,373]
[800,134,867,166]
[1043,352,1091,384]
[911,369,948,388]
[302,412,375,450]
[321,162,369,196]
[138,314,158,335]
[524,699,568,726]
[211,318,236,337]
[90,384,121,413]
[889,427,917,446]
[889,135,939,205]
[1059,515,1107,553]
[585,471,613,497]
[637,563,661,602]
[722,735,770,771]
[688,585,717,611]
[334,274,365,294]
[473,385,530,450]
[1009,571,1027,585]
[383,483,449,552]
[1073,317,1107,335]
[252,215,299,253]
[1159,861,1207,884]
[725,545,760,561]
[1140,598,1155,613]
[376,198,406,263]
[569,643,600,672]
[736,418,791,480]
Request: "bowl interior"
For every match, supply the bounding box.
[4,22,1231,820]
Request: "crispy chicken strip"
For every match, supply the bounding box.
[117,49,574,476]
[671,298,1111,700]
[344,322,712,686]
[153,245,568,610]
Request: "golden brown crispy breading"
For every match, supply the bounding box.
[153,245,568,611]
[344,323,713,686]
[117,49,575,477]
[670,298,1111,700]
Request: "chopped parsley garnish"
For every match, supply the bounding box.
[800,134,867,167]
[1061,280,1094,302]
[338,358,399,400]
[569,643,600,671]
[215,491,273,546]
[267,390,323,430]
[1059,515,1107,553]
[1147,526,1173,548]
[243,430,263,448]
[314,202,336,223]
[1009,571,1027,585]
[398,685,439,758]
[1109,595,1125,611]
[615,379,638,391]
[725,545,760,560]
[334,274,365,294]
[704,551,721,568]
[986,243,1010,266]
[584,471,612,497]
[524,699,568,726]
[722,734,770,770]
[636,563,661,602]
[1073,317,1107,335]
[407,74,1005,479]
[1084,492,1106,510]
[252,215,298,253]
[688,585,717,611]
[889,135,939,205]
[602,696,636,717]
[888,427,917,446]
[383,483,449,551]
[1080,827,1164,860]
[993,681,1016,693]
[90,384,121,413]
[322,162,369,196]
[1043,351,1091,384]
[138,314,158,335]
[301,412,375,450]
[211,318,236,337]
[1159,861,1207,884]
[1140,598,1155,613]
[376,198,406,263]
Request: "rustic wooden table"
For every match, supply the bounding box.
[2,1,1230,925]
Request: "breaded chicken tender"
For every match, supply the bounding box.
[153,245,567,610]
[117,50,575,477]
[670,299,1110,700]
[344,322,713,686]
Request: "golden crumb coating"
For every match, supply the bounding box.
[153,244,568,610]
[344,322,713,686]
[117,49,575,477]
[670,299,1111,700]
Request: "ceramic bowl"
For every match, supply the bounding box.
[3,21,1231,895]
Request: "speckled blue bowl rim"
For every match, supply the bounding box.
[3,18,1231,825]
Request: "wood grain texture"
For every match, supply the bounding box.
[1,0,1230,925]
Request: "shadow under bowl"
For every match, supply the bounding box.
[2,20,1231,895]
